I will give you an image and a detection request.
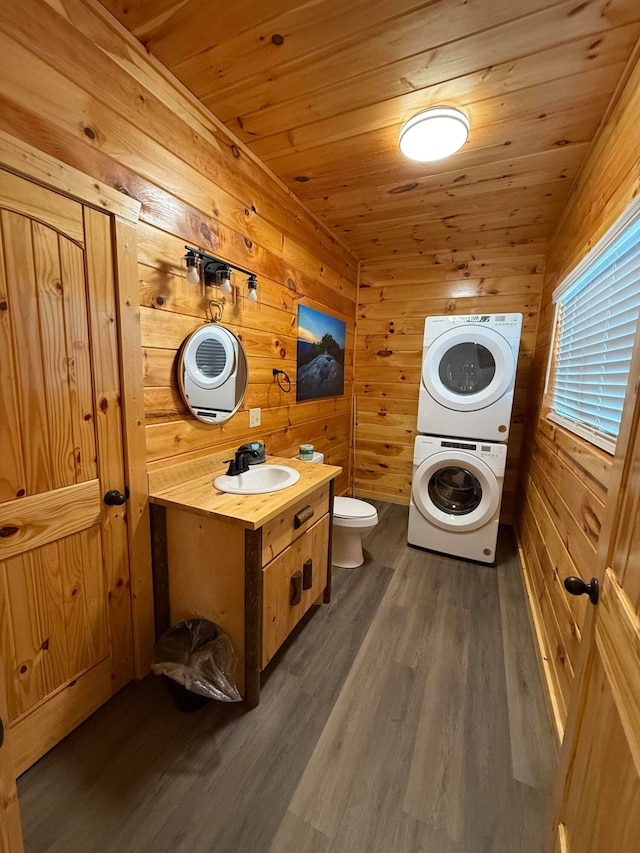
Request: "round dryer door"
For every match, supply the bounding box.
[423,325,515,412]
[412,450,500,532]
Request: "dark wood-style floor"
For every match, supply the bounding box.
[18,502,556,852]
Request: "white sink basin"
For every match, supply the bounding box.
[213,464,300,495]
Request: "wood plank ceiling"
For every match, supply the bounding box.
[98,0,640,261]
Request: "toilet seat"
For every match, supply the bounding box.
[333,497,378,529]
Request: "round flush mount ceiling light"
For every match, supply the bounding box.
[399,106,470,162]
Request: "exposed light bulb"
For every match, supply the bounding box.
[186,264,201,284]
[219,267,232,294]
[247,275,258,302]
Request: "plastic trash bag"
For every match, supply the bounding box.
[152,618,242,703]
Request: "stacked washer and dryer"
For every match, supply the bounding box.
[408,314,522,563]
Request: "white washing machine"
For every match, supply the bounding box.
[408,435,507,564]
[417,313,522,441]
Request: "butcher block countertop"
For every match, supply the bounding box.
[148,455,342,529]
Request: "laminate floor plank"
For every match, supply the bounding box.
[497,536,557,793]
[18,505,554,853]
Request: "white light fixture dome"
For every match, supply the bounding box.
[399,106,469,162]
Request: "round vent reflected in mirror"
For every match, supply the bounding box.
[178,325,248,424]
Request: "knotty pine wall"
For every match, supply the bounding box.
[515,52,640,739]
[354,246,546,523]
[0,0,358,494]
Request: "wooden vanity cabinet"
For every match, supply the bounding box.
[149,468,338,707]
[262,512,330,668]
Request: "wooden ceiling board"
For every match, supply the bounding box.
[98,0,640,259]
[221,24,638,157]
[192,0,600,115]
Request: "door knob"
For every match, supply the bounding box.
[103,487,129,506]
[564,576,599,605]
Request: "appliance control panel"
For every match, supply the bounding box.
[424,313,522,335]
[415,434,507,461]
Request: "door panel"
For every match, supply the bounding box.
[0,170,133,776]
[551,332,640,849]
[555,614,640,851]
[59,238,97,484]
[0,657,23,853]
[83,207,133,692]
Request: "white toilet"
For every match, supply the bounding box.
[331,496,378,568]
[295,452,379,568]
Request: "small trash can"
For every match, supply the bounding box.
[152,618,242,711]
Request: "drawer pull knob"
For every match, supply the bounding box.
[303,558,313,590]
[294,506,314,528]
[290,570,302,606]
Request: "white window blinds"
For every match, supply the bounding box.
[549,203,640,454]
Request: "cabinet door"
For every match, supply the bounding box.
[262,514,329,668]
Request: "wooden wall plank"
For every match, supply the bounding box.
[515,50,640,731]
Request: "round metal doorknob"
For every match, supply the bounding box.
[103,487,129,506]
[564,575,599,605]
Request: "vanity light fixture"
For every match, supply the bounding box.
[399,106,470,162]
[183,246,258,300]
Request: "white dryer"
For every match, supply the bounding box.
[408,435,507,564]
[417,313,522,441]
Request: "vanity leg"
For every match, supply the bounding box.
[323,480,335,604]
[244,528,263,708]
[149,504,169,639]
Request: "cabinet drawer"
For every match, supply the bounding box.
[261,513,329,668]
[261,484,329,565]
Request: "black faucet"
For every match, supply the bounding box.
[225,447,261,476]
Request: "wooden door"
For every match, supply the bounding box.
[0,169,134,777]
[550,368,640,850]
[0,657,23,853]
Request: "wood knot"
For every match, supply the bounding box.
[295,176,310,182]
[388,182,418,195]
[0,300,8,311]
[41,638,50,650]
[271,34,284,45]
[83,126,96,140]
[231,144,241,158]
[0,526,19,538]
[99,397,109,413]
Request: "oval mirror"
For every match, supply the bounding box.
[178,324,248,424]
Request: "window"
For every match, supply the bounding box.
[546,197,640,454]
